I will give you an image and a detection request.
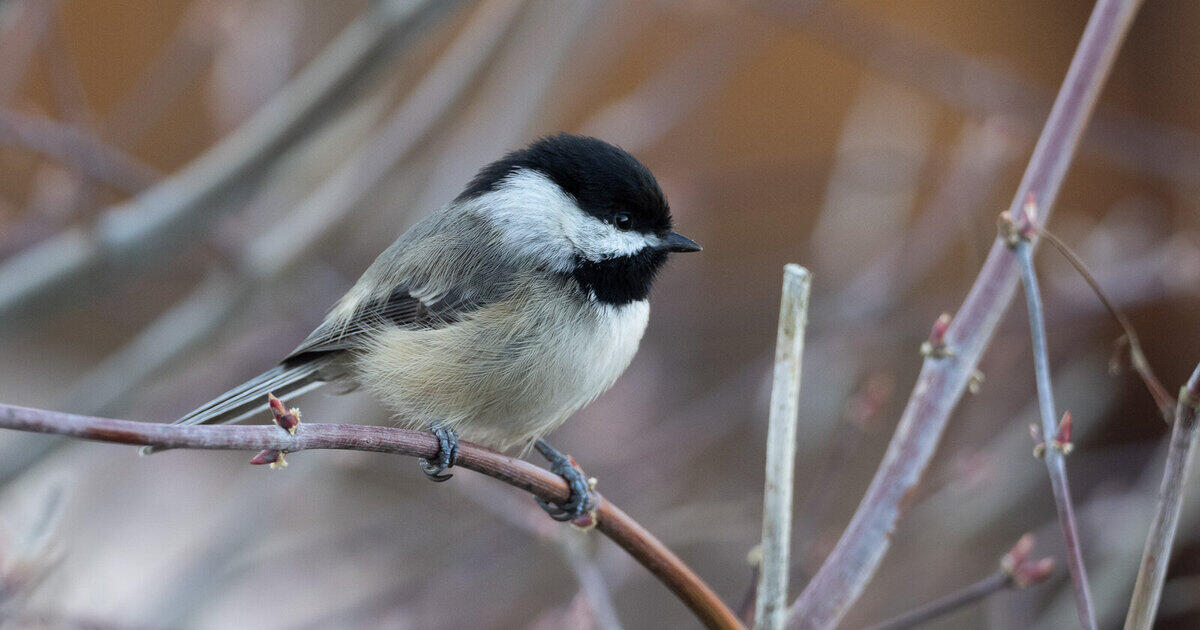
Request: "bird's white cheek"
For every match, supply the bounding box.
[571,222,660,261]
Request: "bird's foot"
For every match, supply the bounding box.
[533,440,596,523]
[419,426,459,482]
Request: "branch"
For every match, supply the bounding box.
[862,534,1054,630]
[786,1,1143,627]
[1013,216,1096,629]
[754,265,811,630]
[0,0,464,323]
[865,573,1009,630]
[1124,364,1200,629]
[1036,227,1175,422]
[0,402,743,630]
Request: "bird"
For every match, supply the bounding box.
[160,133,700,520]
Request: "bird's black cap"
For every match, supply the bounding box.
[457,134,672,235]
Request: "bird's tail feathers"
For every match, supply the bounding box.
[141,358,333,455]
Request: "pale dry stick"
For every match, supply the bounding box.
[61,0,522,417]
[1124,364,1200,630]
[754,265,811,630]
[0,109,160,193]
[0,0,464,322]
[0,403,743,630]
[786,1,1144,628]
[1014,233,1097,629]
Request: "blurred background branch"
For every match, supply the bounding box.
[0,0,462,323]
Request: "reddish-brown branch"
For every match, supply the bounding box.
[0,402,742,630]
[786,0,1144,627]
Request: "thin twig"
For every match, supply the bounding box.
[754,265,811,630]
[1014,233,1097,629]
[866,574,1008,630]
[785,1,1143,627]
[0,403,743,630]
[862,533,1054,630]
[0,0,465,323]
[1124,364,1200,629]
[1037,227,1175,422]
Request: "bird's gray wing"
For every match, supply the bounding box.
[285,206,515,361]
[165,276,498,432]
[284,280,495,361]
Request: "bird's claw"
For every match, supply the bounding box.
[419,426,459,482]
[533,440,595,522]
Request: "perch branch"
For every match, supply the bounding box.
[786,1,1143,627]
[1123,364,1200,629]
[754,265,811,630]
[0,402,743,630]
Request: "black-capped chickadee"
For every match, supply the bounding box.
[164,134,700,519]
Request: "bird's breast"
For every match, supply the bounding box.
[352,287,649,450]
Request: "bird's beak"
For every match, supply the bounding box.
[664,232,702,253]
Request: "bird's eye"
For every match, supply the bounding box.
[613,213,631,230]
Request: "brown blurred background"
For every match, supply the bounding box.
[0,0,1198,628]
